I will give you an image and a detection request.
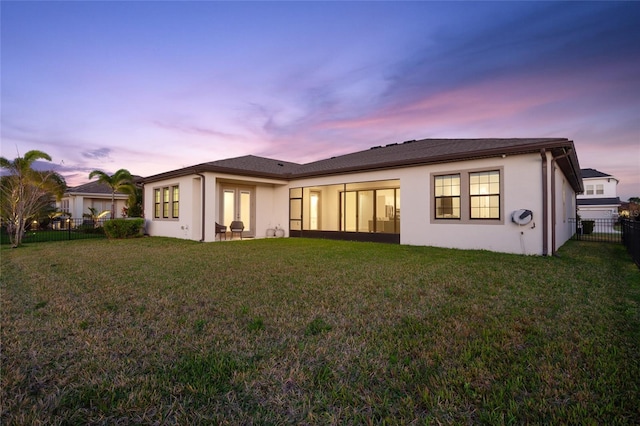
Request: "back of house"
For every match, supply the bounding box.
[142,138,582,256]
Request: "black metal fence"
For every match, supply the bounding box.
[568,217,640,268]
[569,218,622,243]
[1,218,108,245]
[621,219,640,268]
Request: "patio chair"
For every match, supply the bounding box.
[229,221,244,240]
[215,222,227,240]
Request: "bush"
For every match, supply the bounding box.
[582,220,595,235]
[103,218,145,239]
[77,225,105,235]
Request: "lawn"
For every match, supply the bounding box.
[2,238,639,424]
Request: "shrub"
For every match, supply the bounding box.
[582,220,595,234]
[103,218,145,239]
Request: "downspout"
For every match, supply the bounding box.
[540,149,548,256]
[195,173,205,242]
[550,159,556,255]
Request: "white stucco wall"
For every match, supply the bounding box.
[59,194,128,219]
[553,164,577,251]
[144,151,577,255]
[144,172,288,242]
[144,175,200,240]
[579,176,618,198]
[402,155,545,254]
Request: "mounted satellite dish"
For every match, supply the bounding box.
[512,209,533,226]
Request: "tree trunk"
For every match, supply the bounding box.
[111,191,115,219]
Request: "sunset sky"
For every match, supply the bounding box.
[2,1,639,200]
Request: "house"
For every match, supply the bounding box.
[141,138,582,256]
[577,168,620,220]
[58,181,129,220]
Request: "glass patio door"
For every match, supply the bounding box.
[222,186,254,237]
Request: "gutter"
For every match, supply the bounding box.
[195,173,205,242]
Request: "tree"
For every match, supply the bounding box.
[119,182,143,217]
[88,169,134,219]
[0,150,66,247]
[629,197,640,204]
[84,207,110,227]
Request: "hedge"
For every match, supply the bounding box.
[103,218,145,239]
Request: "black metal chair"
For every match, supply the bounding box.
[229,221,244,240]
[215,222,227,240]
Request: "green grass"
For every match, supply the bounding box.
[2,238,639,424]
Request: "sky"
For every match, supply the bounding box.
[1,1,639,200]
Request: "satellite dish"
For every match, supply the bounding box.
[512,209,533,225]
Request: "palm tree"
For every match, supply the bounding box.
[88,169,134,219]
[84,207,110,227]
[118,181,143,217]
[0,150,66,247]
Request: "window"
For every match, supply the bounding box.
[434,174,460,219]
[586,185,594,195]
[154,185,179,219]
[154,189,161,218]
[163,188,170,218]
[469,171,500,219]
[172,186,179,218]
[289,181,399,234]
[596,184,604,195]
[431,168,503,224]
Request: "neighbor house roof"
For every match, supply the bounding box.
[581,168,612,179]
[66,181,122,195]
[142,138,582,192]
[65,175,142,196]
[577,197,621,206]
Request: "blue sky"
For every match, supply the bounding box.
[2,1,639,200]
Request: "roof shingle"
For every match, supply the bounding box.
[142,138,582,192]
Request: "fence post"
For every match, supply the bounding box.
[68,218,72,240]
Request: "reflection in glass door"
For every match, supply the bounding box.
[221,186,254,237]
[310,192,320,230]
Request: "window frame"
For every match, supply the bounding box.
[434,174,461,220]
[595,184,604,195]
[430,167,504,225]
[586,184,594,195]
[153,184,179,220]
[469,170,501,220]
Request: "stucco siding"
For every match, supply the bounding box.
[143,150,573,255]
[553,165,577,251]
[401,154,545,254]
[144,175,198,240]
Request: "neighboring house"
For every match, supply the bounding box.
[619,201,640,219]
[142,138,582,256]
[577,168,620,220]
[58,181,129,220]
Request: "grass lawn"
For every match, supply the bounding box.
[2,238,639,424]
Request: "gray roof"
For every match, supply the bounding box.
[581,168,611,179]
[67,181,121,195]
[295,138,574,176]
[203,155,301,176]
[66,175,141,195]
[143,138,582,192]
[577,197,621,206]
